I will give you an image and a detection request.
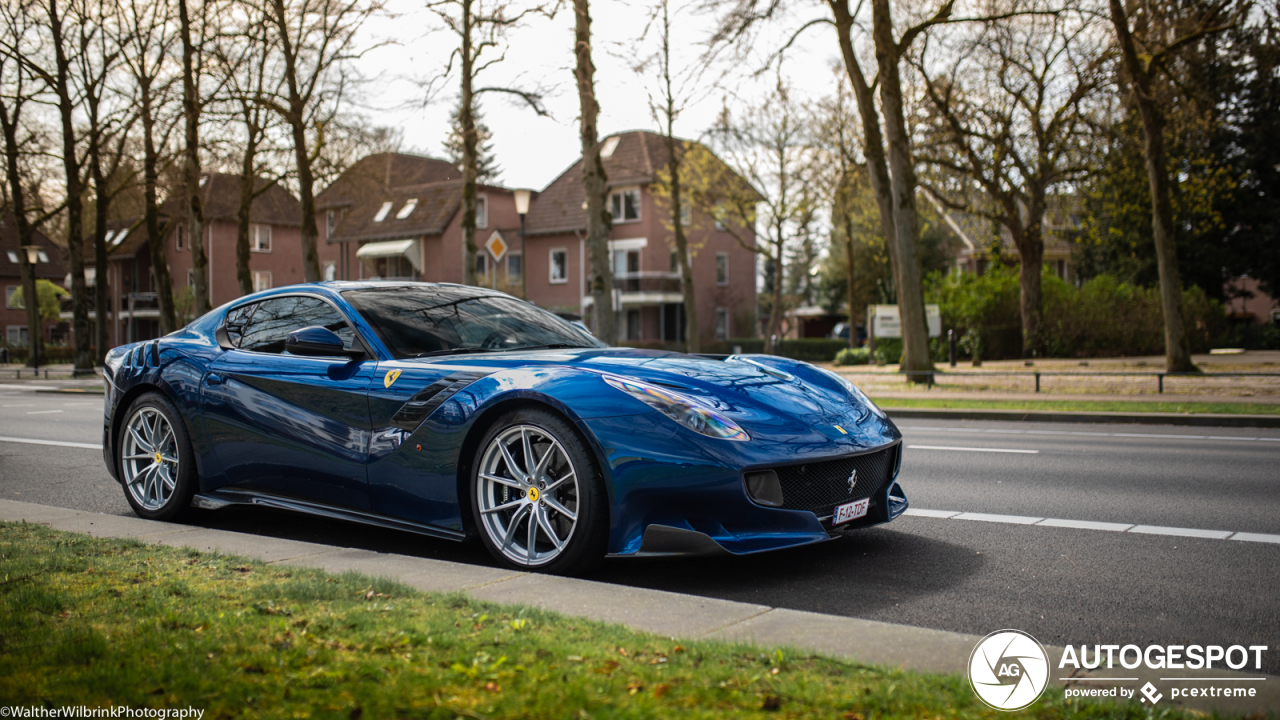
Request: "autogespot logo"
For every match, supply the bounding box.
[969,629,1050,711]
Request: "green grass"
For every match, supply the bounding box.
[873,397,1280,415]
[0,522,1199,720]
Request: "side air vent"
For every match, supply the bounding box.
[389,371,490,432]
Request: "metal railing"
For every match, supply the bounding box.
[838,369,1280,393]
[612,272,682,294]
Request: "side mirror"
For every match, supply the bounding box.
[286,326,362,358]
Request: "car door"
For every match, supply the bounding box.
[200,294,376,510]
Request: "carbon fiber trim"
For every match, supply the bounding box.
[389,370,490,432]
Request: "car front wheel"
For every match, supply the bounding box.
[471,408,607,575]
[118,392,197,521]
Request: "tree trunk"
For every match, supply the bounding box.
[179,0,209,314]
[0,96,44,367]
[1013,224,1044,357]
[91,143,111,363]
[236,144,256,297]
[48,0,91,370]
[766,242,784,347]
[843,191,857,349]
[830,1,899,281]
[869,0,933,378]
[460,0,479,287]
[140,75,176,334]
[1108,0,1196,373]
[573,0,616,345]
[270,0,321,283]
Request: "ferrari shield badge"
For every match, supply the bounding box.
[384,370,402,388]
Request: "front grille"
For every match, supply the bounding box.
[774,445,897,517]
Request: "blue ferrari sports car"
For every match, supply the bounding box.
[102,282,908,575]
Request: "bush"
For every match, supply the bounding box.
[1216,321,1280,350]
[833,347,870,366]
[925,265,1228,359]
[872,338,901,365]
[1,345,89,364]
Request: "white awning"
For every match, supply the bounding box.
[356,239,419,269]
[63,268,96,287]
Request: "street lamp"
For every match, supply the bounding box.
[20,245,40,265]
[513,189,532,300]
[18,246,41,370]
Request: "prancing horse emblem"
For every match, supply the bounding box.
[846,469,858,494]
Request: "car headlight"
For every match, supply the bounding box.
[602,374,750,441]
[816,367,885,420]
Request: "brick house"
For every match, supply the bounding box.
[523,131,758,346]
[315,153,525,291]
[85,173,303,345]
[1,214,68,348]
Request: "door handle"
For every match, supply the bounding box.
[206,373,224,386]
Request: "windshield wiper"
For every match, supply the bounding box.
[415,347,502,358]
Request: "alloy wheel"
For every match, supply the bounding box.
[122,406,180,511]
[476,424,581,567]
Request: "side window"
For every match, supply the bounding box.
[223,303,256,348]
[238,296,357,354]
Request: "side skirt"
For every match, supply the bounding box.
[191,490,468,543]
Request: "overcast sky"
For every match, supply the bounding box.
[354,0,841,191]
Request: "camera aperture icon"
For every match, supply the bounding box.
[969,629,1050,711]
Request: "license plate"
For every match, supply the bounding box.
[832,498,870,525]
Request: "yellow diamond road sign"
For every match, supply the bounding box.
[485,233,508,262]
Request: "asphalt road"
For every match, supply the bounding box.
[2,384,1278,674]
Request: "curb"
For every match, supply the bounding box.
[1,499,1275,714]
[882,407,1280,428]
[34,387,104,395]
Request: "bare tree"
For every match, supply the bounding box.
[425,0,553,287]
[263,0,383,282]
[1107,0,1239,373]
[811,75,864,348]
[76,0,136,363]
[573,0,615,344]
[916,4,1108,356]
[177,0,216,315]
[121,0,179,333]
[707,79,818,346]
[635,0,703,351]
[0,0,59,367]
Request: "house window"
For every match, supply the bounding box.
[626,309,641,341]
[610,188,640,222]
[396,198,418,219]
[600,136,620,158]
[715,308,729,340]
[6,326,29,347]
[679,203,690,226]
[670,250,679,273]
[550,249,567,284]
[475,196,489,229]
[507,253,522,280]
[187,269,195,287]
[326,211,335,238]
[5,286,20,309]
[253,271,272,292]
[713,204,727,230]
[374,201,393,222]
[251,224,271,252]
[175,225,184,251]
[716,252,729,286]
[475,254,487,278]
[324,262,337,281]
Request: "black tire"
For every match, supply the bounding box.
[117,392,198,521]
[470,407,609,576]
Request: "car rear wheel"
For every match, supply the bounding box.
[119,392,197,521]
[471,408,608,575]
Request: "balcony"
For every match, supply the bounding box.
[612,272,683,306]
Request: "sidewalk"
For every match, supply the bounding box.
[2,498,1274,715]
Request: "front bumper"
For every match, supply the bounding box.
[581,413,907,557]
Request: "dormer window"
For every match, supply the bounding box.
[396,198,417,219]
[601,136,620,158]
[374,201,393,222]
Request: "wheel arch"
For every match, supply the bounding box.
[109,381,202,486]
[453,394,614,538]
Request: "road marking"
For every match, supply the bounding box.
[1160,678,1268,681]
[1228,532,1280,544]
[900,425,1280,443]
[1,404,34,408]
[0,436,101,450]
[1037,517,1134,532]
[0,384,59,390]
[953,512,1043,524]
[26,410,63,415]
[904,507,1273,543]
[1128,525,1234,540]
[908,444,1039,454]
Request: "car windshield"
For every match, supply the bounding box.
[343,286,605,359]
